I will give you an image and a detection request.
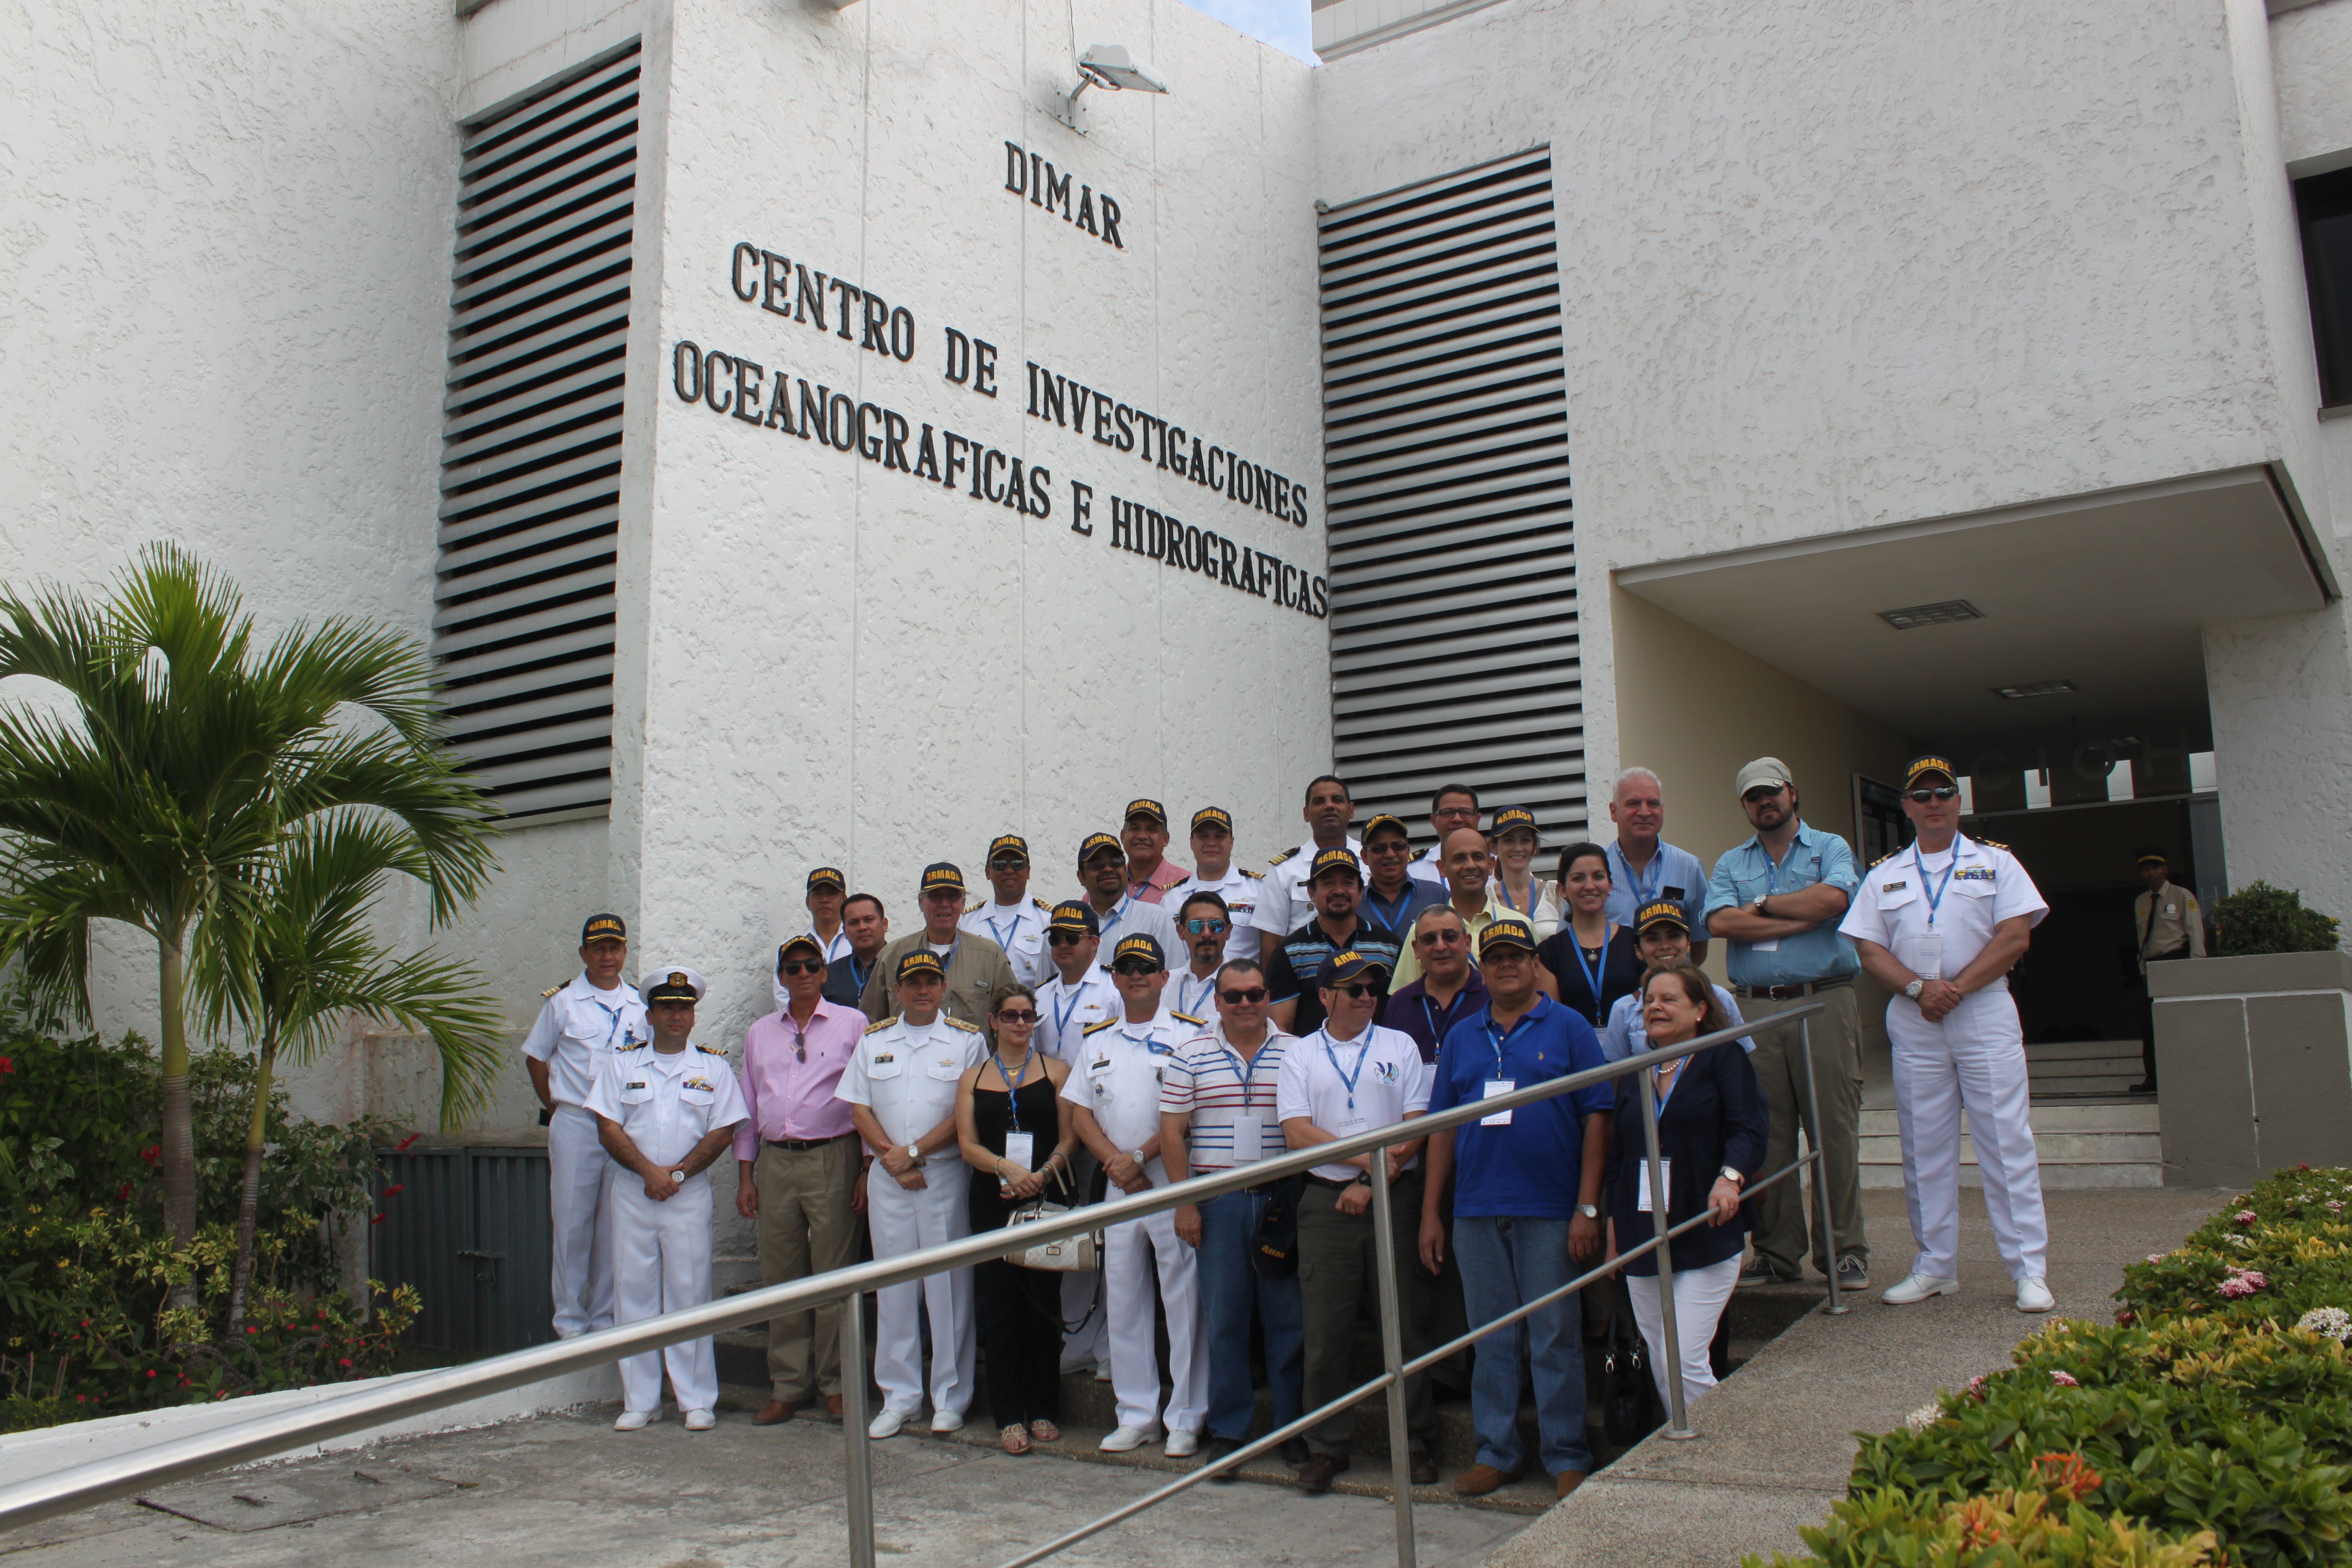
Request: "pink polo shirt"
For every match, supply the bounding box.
[1128,856,1191,904]
[733,998,864,1158]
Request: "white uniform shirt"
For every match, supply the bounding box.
[1165,964,1226,1023]
[1839,835,2048,987]
[1035,967,1122,1062]
[1166,866,1268,962]
[1081,892,1182,964]
[1408,845,1445,886]
[836,1014,986,1163]
[800,925,854,965]
[1275,1023,1431,1182]
[1061,1011,1205,1181]
[582,1041,747,1169]
[521,974,649,1108]
[1249,835,1367,943]
[961,897,1054,986]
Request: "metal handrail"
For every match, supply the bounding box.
[0,1000,1836,1562]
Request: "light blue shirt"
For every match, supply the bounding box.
[1603,840,1709,935]
[1702,821,1862,987]
[1600,987,1754,1063]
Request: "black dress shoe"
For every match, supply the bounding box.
[1280,1437,1310,1468]
[1408,1448,1438,1486]
[1298,1452,1351,1493]
[1200,1435,1244,1480]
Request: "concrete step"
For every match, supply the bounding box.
[2025,1039,2145,1062]
[1857,1103,2161,1134]
[1851,1100,2163,1189]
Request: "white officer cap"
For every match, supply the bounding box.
[641,966,707,1004]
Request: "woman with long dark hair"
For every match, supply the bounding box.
[1535,842,1643,1026]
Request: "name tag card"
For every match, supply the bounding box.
[1636,1158,1672,1214]
[1895,932,1944,983]
[1002,1131,1035,1170]
[1481,1078,1516,1126]
[1230,1112,1263,1164]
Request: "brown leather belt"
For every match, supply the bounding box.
[1732,978,1853,1001]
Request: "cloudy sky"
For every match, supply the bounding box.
[1178,0,1313,63]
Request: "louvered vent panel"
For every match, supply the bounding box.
[434,41,639,821]
[1319,148,1584,844]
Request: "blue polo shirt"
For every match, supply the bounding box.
[1702,821,1862,988]
[1430,994,1612,1219]
[1602,839,1709,936]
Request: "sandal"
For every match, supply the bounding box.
[1000,1423,1030,1455]
[1029,1419,1060,1444]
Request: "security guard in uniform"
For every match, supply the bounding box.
[839,949,985,1434]
[1062,934,1211,1455]
[583,966,747,1430]
[1841,755,2055,1314]
[962,834,1056,986]
[2129,848,2205,1093]
[521,913,648,1338]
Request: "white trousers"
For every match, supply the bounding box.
[867,1160,976,1417]
[606,1171,717,1414]
[1626,1255,1741,1413]
[1104,1206,1208,1434]
[548,1105,616,1336]
[1887,986,2049,1281]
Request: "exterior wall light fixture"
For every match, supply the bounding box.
[1056,44,1169,132]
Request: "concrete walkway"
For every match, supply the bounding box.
[1480,1184,2223,1568]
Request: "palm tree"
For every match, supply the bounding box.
[0,544,498,1259]
[195,816,507,1331]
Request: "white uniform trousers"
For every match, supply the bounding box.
[547,1105,616,1336]
[1626,1255,1741,1412]
[606,1171,718,1414]
[1104,1206,1209,1435]
[867,1161,976,1417]
[1887,986,2050,1281]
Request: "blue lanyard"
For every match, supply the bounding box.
[1482,1008,1538,1080]
[982,907,1024,951]
[1650,1053,1687,1121]
[1498,877,1537,917]
[1098,895,1134,935]
[1760,828,1822,897]
[1366,885,1411,929]
[994,1046,1035,1130]
[585,988,633,1046]
[1176,971,1217,1018]
[1914,839,1960,929]
[1419,990,1466,1051]
[1566,932,1610,1024]
[1219,1035,1271,1101]
[1320,1030,1372,1111]
[1051,979,1090,1039]
[1616,843,1661,906]
[847,954,870,995]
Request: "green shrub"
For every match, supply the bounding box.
[2209,882,2341,957]
[2115,1166,2352,1334]
[1750,1485,2218,1568]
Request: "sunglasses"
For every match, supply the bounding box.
[1182,918,1229,934]
[1324,982,1380,999]
[1415,929,1465,945]
[1047,931,1087,946]
[1905,785,1960,803]
[1218,986,1270,1004]
[1085,852,1128,869]
[988,858,1029,871]
[1111,961,1160,977]
[779,959,826,976]
[995,1008,1038,1024]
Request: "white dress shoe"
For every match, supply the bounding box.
[1094,1359,1114,1383]
[930,1409,966,1434]
[1098,1424,1157,1453]
[1881,1272,1960,1305]
[2015,1276,2056,1313]
[684,1408,716,1432]
[1165,1429,1199,1458]
[868,1407,911,1439]
[613,1409,656,1431]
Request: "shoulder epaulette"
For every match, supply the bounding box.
[1241,867,1263,879]
[541,985,561,998]
[694,1043,724,1057]
[1170,1010,1207,1027]
[1268,847,1294,867]
[1976,838,2009,851]
[1082,1018,1120,1035]
[1869,849,1903,868]
[966,897,983,913]
[1033,897,1053,911]
[944,1016,982,1033]
[864,1016,896,1034]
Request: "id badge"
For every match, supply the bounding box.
[1750,939,1778,953]
[1481,1079,1516,1127]
[1002,1131,1035,1170]
[1636,1158,1672,1214]
[1338,1115,1368,1139]
[1230,1113,1263,1164]
[1896,931,1944,982]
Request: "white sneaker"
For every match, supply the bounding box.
[684,1408,715,1432]
[613,1409,656,1431]
[1881,1272,1960,1305]
[930,1409,966,1434]
[1165,1429,1199,1458]
[868,1407,911,1439]
[2016,1276,2056,1313]
[1098,1424,1157,1453]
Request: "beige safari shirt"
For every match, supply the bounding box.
[2133,880,2206,966]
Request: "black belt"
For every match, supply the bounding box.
[765,1133,854,1151]
[1733,978,1853,1001]
[1304,1173,1363,1191]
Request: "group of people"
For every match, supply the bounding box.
[520,760,2058,1496]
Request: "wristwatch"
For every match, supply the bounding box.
[1576,1202,1600,1220]
[1718,1167,1744,1186]
[1903,979,1927,1000]
[669,1170,686,1184]
[1132,1148,1149,1169]
[905,1142,920,1162]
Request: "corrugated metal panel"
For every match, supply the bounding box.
[471,1149,555,1356]
[373,1148,470,1353]
[434,40,639,822]
[373,1145,553,1357]
[1319,148,1585,842]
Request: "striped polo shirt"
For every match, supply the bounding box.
[1160,1025,1295,1170]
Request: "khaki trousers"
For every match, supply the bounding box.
[1741,985,1867,1276]
[754,1135,861,1401]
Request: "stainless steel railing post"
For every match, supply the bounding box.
[1637,1066,1695,1440]
[1800,1020,1850,1317]
[841,1286,877,1568]
[1366,1145,1420,1568]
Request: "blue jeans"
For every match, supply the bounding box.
[1194,1187,1305,1441]
[1454,1214,1592,1476]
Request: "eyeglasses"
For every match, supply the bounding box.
[1181,918,1229,934]
[1047,931,1086,946]
[1218,986,1270,1004]
[995,1008,1038,1025]
[1111,961,1160,977]
[1904,785,1960,803]
[988,858,1028,871]
[779,960,825,976]
[1415,929,1465,946]
[1325,982,1380,999]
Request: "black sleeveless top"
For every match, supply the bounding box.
[968,1070,1062,1232]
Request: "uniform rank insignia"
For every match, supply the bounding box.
[945,1017,982,1033]
[1170,1010,1207,1027]
[540,985,561,999]
[874,1053,895,1064]
[683,1077,713,1091]
[1882,880,1908,892]
[1956,867,1996,882]
[1082,1018,1120,1036]
[865,1017,896,1033]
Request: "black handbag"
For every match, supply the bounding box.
[1251,1177,1301,1279]
[1601,1279,1659,1446]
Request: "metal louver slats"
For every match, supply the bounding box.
[434,39,638,821]
[1320,148,1583,846]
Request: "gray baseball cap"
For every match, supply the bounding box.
[1733,757,1793,796]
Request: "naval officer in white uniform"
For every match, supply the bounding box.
[583,965,747,1430]
[1840,754,2054,1314]
[839,947,986,1435]
[521,912,648,1338]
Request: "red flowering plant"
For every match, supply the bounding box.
[2117,1166,2352,1333]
